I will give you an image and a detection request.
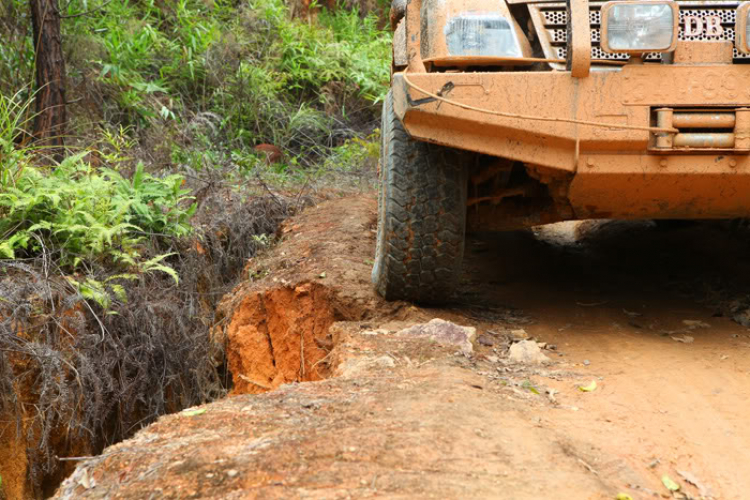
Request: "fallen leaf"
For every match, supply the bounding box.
[182,408,207,417]
[615,494,633,500]
[521,380,540,395]
[662,474,680,492]
[579,380,597,392]
[671,335,694,344]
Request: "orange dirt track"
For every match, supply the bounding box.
[54,197,750,500]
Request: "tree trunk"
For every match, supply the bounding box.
[29,0,66,161]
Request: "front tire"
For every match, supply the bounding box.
[372,90,468,304]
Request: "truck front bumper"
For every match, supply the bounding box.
[393,66,750,219]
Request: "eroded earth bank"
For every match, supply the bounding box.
[54,197,750,499]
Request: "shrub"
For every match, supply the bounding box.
[0,156,195,269]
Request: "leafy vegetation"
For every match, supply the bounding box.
[57,0,389,171]
[0,155,195,267]
[0,0,389,281]
[0,0,389,494]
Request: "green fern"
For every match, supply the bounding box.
[140,253,180,284]
[0,135,195,274]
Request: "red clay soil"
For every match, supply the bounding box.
[212,196,402,396]
[0,424,28,500]
[53,196,750,499]
[1,304,98,500]
[220,283,335,394]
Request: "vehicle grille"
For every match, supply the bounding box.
[529,1,750,65]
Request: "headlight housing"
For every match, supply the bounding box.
[601,1,679,54]
[419,0,533,65]
[736,2,750,54]
[444,15,522,57]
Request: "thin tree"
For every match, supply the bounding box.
[29,0,67,161]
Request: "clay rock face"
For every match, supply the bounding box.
[397,319,476,354]
[218,283,335,395]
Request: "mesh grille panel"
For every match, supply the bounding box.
[537,1,750,62]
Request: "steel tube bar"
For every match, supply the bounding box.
[673,133,735,148]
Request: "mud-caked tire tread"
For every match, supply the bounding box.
[372,90,468,304]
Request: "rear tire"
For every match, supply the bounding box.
[372,90,468,304]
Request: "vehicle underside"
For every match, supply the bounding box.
[373,0,750,302]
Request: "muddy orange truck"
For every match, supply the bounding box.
[372,0,750,302]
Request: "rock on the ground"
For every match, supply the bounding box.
[397,319,476,354]
[732,308,750,328]
[477,334,495,346]
[508,340,550,365]
[336,354,396,378]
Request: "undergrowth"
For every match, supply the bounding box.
[0,0,388,495]
[58,0,388,177]
[0,190,295,496]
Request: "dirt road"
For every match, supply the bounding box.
[461,220,750,499]
[56,197,750,499]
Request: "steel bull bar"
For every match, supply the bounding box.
[394,1,750,219]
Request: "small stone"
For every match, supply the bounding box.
[510,329,529,339]
[374,356,395,368]
[733,309,750,328]
[227,469,239,478]
[583,359,590,366]
[477,334,495,346]
[397,319,476,354]
[508,340,551,365]
[486,355,499,363]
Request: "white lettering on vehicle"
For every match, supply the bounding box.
[683,15,724,37]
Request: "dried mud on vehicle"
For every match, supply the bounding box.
[56,197,750,499]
